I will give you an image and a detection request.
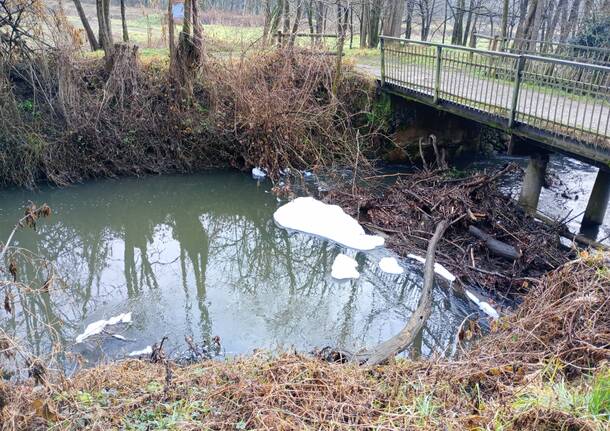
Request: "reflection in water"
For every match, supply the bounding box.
[0,172,476,363]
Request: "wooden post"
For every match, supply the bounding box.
[380,37,386,87]
[433,45,442,104]
[508,56,525,129]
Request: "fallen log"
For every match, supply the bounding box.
[468,225,522,261]
[354,220,448,366]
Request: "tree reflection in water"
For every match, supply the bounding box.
[0,172,476,363]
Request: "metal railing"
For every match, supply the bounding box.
[380,36,610,147]
[474,33,610,67]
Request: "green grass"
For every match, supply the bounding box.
[513,366,610,425]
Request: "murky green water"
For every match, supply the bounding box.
[1,171,476,364]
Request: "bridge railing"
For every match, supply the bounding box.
[473,33,610,67]
[380,36,610,146]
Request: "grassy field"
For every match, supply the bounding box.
[62,2,380,65]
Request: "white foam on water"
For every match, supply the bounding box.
[378,257,404,274]
[465,290,500,319]
[128,346,153,357]
[331,254,360,279]
[273,197,385,251]
[75,312,132,343]
[406,254,456,282]
[252,167,266,179]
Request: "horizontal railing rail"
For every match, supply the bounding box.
[380,36,610,148]
[473,33,610,67]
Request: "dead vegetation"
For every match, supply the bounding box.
[1,255,608,430]
[328,165,574,300]
[0,39,378,188]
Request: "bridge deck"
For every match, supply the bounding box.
[378,37,610,166]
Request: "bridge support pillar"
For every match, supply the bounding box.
[581,170,610,228]
[518,153,549,212]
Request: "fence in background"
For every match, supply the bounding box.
[473,33,610,67]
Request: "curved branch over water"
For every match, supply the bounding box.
[355,220,449,366]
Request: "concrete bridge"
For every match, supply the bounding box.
[378,36,610,234]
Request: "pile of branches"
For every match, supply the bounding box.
[330,164,572,298]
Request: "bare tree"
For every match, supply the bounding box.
[383,0,404,37]
[72,0,99,50]
[96,0,113,55]
[120,0,129,42]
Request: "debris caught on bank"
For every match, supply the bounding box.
[328,165,572,297]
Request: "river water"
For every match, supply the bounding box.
[2,154,604,365]
[0,171,476,365]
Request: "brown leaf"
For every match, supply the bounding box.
[8,260,17,282]
[3,293,10,314]
[32,399,59,422]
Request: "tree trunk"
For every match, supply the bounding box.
[515,0,539,49]
[168,0,175,64]
[462,0,476,46]
[368,0,382,47]
[289,0,303,46]
[306,0,315,44]
[382,0,403,37]
[544,0,566,46]
[96,0,113,55]
[262,0,272,44]
[270,0,283,42]
[72,0,99,50]
[192,0,203,50]
[452,0,466,45]
[360,0,370,47]
[183,0,192,37]
[404,0,414,38]
[120,0,129,42]
[282,0,291,44]
[104,0,112,44]
[333,0,348,93]
[500,0,509,49]
[559,0,579,42]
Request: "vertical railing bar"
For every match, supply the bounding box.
[531,70,541,129]
[380,37,386,87]
[509,56,525,128]
[434,45,442,103]
[595,73,604,136]
[540,67,550,131]
[586,75,596,135]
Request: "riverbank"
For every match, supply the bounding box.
[2,256,608,430]
[1,46,381,188]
